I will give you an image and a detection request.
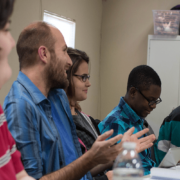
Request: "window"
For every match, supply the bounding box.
[43,10,76,48]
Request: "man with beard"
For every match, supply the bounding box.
[3,21,116,180]
[98,65,162,175]
[3,22,155,180]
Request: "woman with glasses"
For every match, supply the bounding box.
[66,51,158,178]
[0,0,34,179]
[66,47,112,180]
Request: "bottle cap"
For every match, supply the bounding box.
[122,142,136,149]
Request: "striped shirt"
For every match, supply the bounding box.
[3,71,92,180]
[98,97,156,175]
[154,106,180,166]
[0,105,24,180]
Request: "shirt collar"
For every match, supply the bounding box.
[17,71,47,104]
[118,97,144,124]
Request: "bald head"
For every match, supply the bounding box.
[17,21,56,70]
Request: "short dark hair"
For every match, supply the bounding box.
[66,47,89,111]
[0,0,14,30]
[16,22,56,70]
[127,65,161,92]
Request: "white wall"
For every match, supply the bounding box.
[41,0,102,118]
[100,0,180,133]
[1,0,102,119]
[0,0,41,104]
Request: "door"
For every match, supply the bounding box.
[147,35,180,137]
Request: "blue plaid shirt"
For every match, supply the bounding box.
[3,71,92,180]
[98,97,156,175]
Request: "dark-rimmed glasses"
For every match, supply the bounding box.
[135,87,162,106]
[73,74,90,82]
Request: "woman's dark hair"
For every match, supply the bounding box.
[0,0,15,29]
[66,47,89,111]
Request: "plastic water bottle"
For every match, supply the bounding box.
[113,142,144,180]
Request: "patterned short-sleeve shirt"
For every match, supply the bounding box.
[98,97,156,175]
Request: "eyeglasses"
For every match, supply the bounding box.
[135,88,162,106]
[73,74,90,82]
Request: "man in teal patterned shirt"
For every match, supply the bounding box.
[99,65,162,175]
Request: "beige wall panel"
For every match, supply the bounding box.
[42,0,102,118]
[1,0,102,119]
[0,0,41,104]
[100,0,180,119]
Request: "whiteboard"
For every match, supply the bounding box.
[147,35,180,137]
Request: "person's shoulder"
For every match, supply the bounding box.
[52,89,69,104]
[54,88,66,94]
[0,105,3,114]
[170,106,180,121]
[102,105,123,124]
[99,109,123,132]
[162,106,180,124]
[52,89,68,98]
[0,106,6,127]
[99,104,129,135]
[4,80,30,102]
[89,116,101,124]
[4,80,37,109]
[3,93,36,116]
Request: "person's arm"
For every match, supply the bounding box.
[2,107,35,180]
[105,171,113,180]
[90,162,113,176]
[16,170,35,180]
[4,100,43,179]
[41,127,155,180]
[40,130,123,180]
[4,118,24,175]
[90,127,155,176]
[99,116,155,153]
